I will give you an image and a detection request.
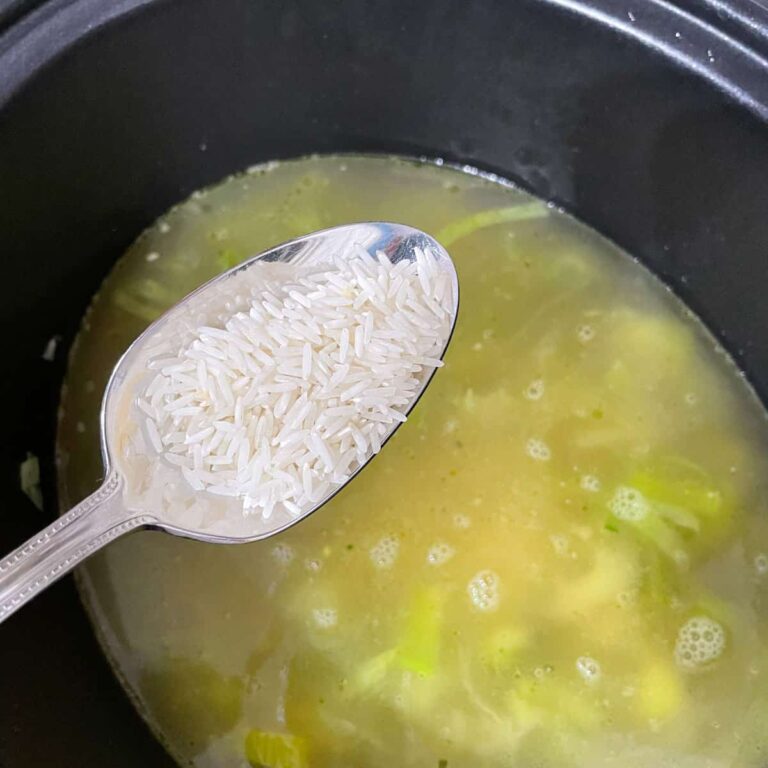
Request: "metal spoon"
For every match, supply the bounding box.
[0,222,458,623]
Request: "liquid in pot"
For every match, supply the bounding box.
[59,155,768,767]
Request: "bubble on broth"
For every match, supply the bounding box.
[369,535,400,570]
[674,616,726,669]
[550,534,569,556]
[754,553,768,575]
[271,543,295,566]
[577,324,596,343]
[524,378,545,401]
[580,474,601,492]
[312,608,338,629]
[526,438,551,461]
[576,655,602,683]
[467,569,501,612]
[453,513,471,529]
[442,419,459,435]
[609,486,650,521]
[426,542,455,566]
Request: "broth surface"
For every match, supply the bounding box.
[59,155,768,767]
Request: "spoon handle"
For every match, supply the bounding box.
[0,472,152,624]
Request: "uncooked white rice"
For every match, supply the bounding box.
[133,247,453,521]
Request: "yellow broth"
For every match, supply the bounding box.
[58,155,768,767]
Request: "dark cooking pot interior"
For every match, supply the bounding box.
[2,0,768,764]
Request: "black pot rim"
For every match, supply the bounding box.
[3,0,768,119]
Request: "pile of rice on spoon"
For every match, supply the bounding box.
[132,245,454,521]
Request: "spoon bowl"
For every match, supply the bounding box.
[0,222,458,623]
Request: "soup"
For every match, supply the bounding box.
[58,155,768,767]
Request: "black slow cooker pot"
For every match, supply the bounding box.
[2,1,768,764]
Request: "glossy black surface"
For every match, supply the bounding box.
[1,0,768,764]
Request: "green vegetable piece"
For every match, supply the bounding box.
[656,503,700,533]
[396,586,444,675]
[617,457,732,559]
[245,730,308,768]
[633,514,687,561]
[637,660,684,720]
[351,586,443,694]
[19,452,43,511]
[436,203,549,246]
[353,648,398,692]
[630,457,723,520]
